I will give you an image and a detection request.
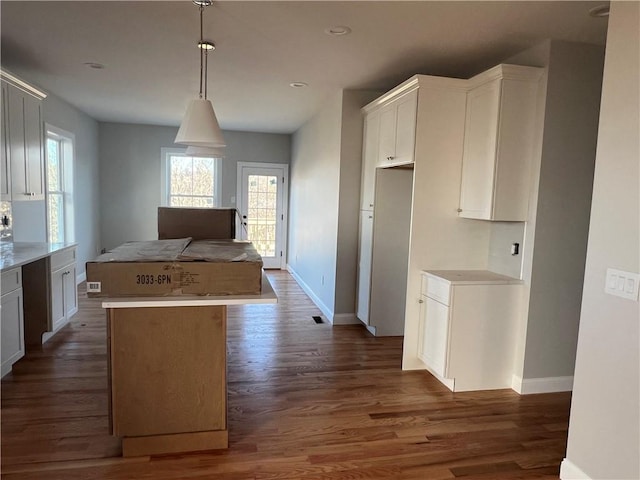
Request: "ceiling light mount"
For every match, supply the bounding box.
[175,1,225,148]
[289,82,308,88]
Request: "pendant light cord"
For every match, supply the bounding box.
[204,47,209,99]
[199,4,204,99]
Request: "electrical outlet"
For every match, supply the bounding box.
[605,268,640,301]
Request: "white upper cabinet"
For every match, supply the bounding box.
[360,111,379,211]
[458,65,542,221]
[376,88,418,168]
[1,71,47,202]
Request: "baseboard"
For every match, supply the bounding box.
[76,271,87,285]
[286,265,335,324]
[560,459,592,479]
[333,313,360,325]
[511,374,574,394]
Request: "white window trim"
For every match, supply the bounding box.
[45,123,75,244]
[160,147,222,208]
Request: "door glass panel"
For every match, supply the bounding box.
[246,174,277,257]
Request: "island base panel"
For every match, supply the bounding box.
[122,430,229,457]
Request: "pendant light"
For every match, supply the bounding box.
[175,0,226,148]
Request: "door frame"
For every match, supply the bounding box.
[236,162,289,269]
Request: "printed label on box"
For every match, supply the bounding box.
[87,282,102,293]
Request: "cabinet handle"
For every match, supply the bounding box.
[387,156,394,161]
[457,208,463,213]
[24,192,36,196]
[368,215,373,219]
[418,299,424,304]
[369,203,373,207]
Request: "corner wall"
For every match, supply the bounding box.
[523,41,605,381]
[562,3,639,478]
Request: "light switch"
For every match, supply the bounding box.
[605,268,640,301]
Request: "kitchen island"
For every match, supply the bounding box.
[102,275,277,457]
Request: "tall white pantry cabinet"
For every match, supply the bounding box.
[356,75,469,337]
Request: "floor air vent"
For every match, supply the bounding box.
[313,316,323,324]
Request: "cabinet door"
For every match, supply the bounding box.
[63,263,78,319]
[1,288,25,377]
[378,105,396,166]
[458,79,502,219]
[23,93,44,199]
[1,82,10,201]
[50,267,66,331]
[419,296,450,377]
[393,90,418,165]
[360,111,379,210]
[8,85,27,200]
[7,84,43,201]
[356,211,374,324]
[377,90,418,167]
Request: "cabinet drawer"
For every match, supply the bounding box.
[51,247,76,270]
[1,267,22,295]
[421,274,451,306]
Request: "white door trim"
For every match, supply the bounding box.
[236,162,289,269]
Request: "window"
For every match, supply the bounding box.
[46,126,74,244]
[161,149,221,207]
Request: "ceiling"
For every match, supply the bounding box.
[0,1,609,134]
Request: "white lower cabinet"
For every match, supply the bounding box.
[418,271,522,392]
[49,248,78,334]
[356,210,374,325]
[1,267,25,377]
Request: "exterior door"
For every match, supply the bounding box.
[237,163,288,269]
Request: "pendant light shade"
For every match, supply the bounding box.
[185,144,226,158]
[175,98,226,147]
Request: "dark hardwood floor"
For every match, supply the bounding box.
[1,271,571,479]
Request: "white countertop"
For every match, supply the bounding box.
[101,273,277,308]
[0,241,77,271]
[422,269,523,285]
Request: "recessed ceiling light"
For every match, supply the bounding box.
[588,4,609,17]
[198,41,215,50]
[324,26,352,36]
[289,82,308,88]
[84,62,106,70]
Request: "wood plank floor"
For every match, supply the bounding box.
[1,271,571,479]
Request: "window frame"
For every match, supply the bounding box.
[160,148,222,208]
[45,124,75,244]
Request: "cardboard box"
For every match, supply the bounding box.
[86,238,262,297]
[158,207,237,240]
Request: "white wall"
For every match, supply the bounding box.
[288,92,343,316]
[525,42,604,382]
[562,3,639,479]
[488,222,524,279]
[288,90,378,321]
[12,89,101,279]
[98,122,290,250]
[502,40,605,387]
